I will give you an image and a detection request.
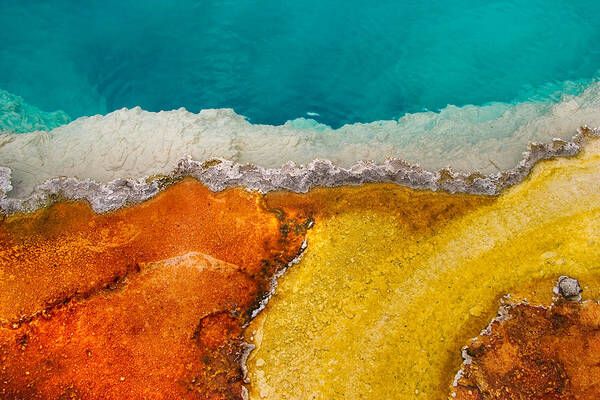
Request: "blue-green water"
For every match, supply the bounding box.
[1,0,600,132]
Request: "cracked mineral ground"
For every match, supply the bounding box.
[1,136,600,399]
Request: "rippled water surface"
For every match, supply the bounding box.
[1,0,599,129]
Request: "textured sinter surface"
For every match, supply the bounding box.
[1,138,600,399]
[453,300,600,400]
[3,82,600,199]
[0,179,308,399]
[1,128,596,216]
[245,137,600,399]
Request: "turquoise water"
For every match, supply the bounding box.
[1,0,600,132]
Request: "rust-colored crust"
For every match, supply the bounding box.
[265,182,495,231]
[0,179,308,400]
[452,301,600,400]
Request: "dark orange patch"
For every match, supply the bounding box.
[265,183,495,231]
[452,301,600,400]
[0,179,308,399]
[0,178,304,323]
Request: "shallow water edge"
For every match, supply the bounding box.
[0,126,597,215]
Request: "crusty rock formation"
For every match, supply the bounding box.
[451,285,600,400]
[0,179,308,400]
[2,128,598,215]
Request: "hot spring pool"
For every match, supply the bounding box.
[1,0,599,131]
[2,0,600,199]
[2,3,600,399]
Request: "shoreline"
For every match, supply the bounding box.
[1,126,598,214]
